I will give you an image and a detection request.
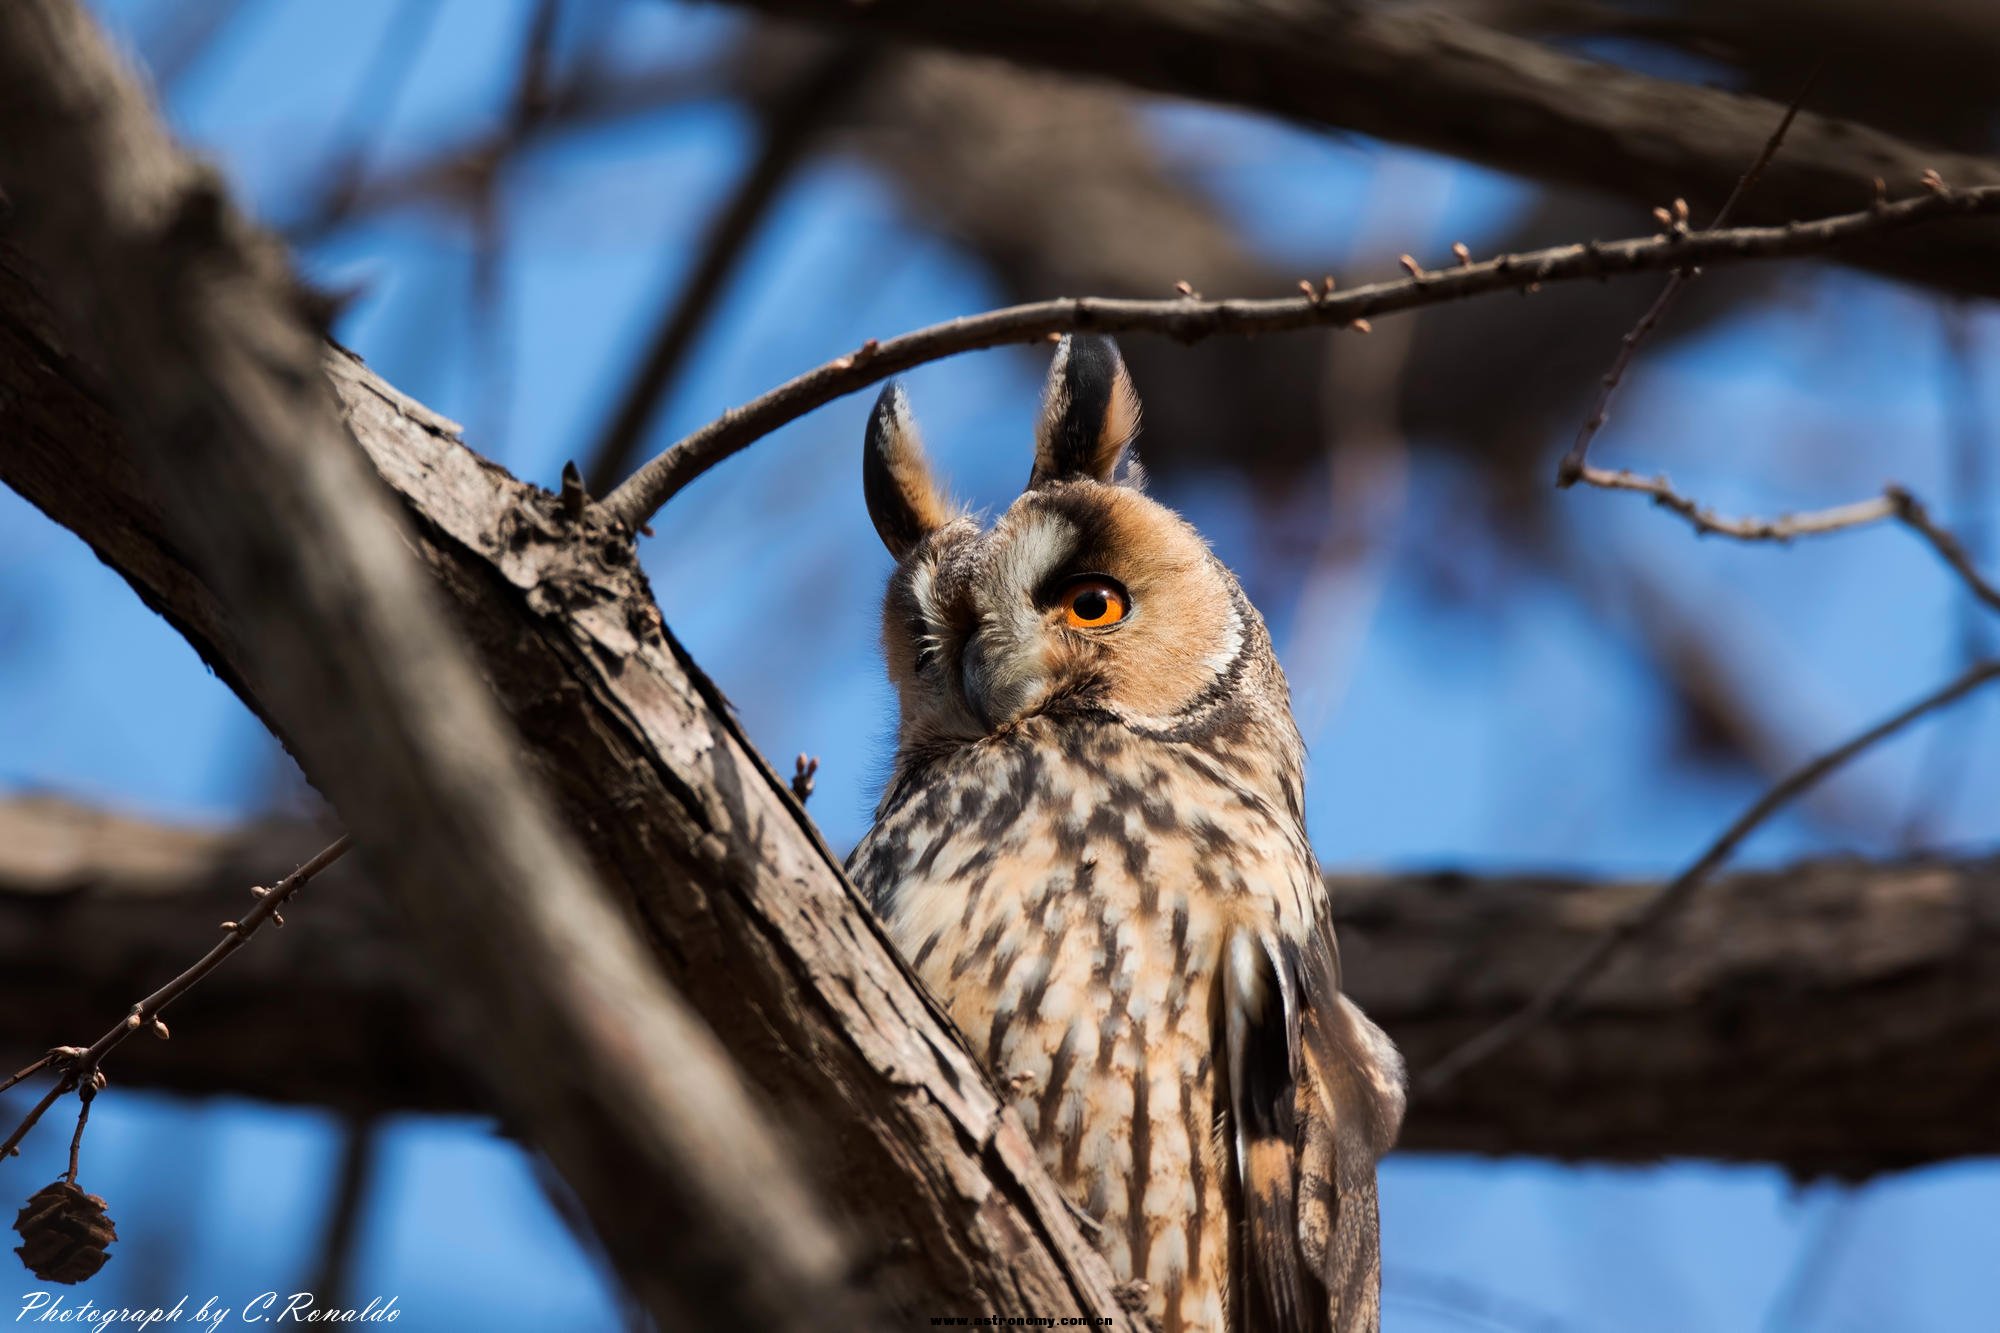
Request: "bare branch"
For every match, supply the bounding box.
[3,836,348,1171]
[1569,469,2000,614]
[601,183,2000,532]
[1571,467,1898,539]
[1418,657,2000,1094]
[1887,485,2000,616]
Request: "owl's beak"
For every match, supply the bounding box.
[960,624,1048,733]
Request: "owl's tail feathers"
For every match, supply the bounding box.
[1225,931,1405,1333]
[1297,994,1405,1333]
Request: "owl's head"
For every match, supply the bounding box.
[863,335,1284,754]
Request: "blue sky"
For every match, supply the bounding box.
[4,1,1998,1328]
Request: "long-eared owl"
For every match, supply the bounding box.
[847,336,1405,1333]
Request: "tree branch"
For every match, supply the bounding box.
[0,4,850,1325]
[0,796,470,1113]
[1418,657,2000,1094]
[0,11,1133,1320]
[1566,471,2000,615]
[5,796,1997,1177]
[600,183,2000,531]
[1335,852,2000,1177]
[720,0,2000,298]
[1555,65,1820,485]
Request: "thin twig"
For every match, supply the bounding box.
[0,835,352,1163]
[63,1088,92,1185]
[1572,466,2000,614]
[0,1051,57,1098]
[1554,64,1821,486]
[1417,657,2000,1095]
[308,1114,381,1309]
[1571,465,1897,539]
[300,0,445,225]
[0,1081,68,1164]
[1899,308,1994,844]
[599,181,2000,533]
[1888,487,2000,615]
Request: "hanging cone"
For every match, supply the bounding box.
[13,1180,116,1283]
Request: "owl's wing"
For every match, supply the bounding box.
[1224,917,1405,1333]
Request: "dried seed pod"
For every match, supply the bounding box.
[14,1181,117,1284]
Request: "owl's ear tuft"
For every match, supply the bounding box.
[864,381,953,560]
[1029,334,1142,490]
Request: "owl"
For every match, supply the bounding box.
[847,336,1405,1333]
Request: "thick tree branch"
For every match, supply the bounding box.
[0,5,849,1327]
[1419,657,2000,1092]
[1336,855,2000,1177]
[724,0,2000,298]
[4,796,1995,1177]
[0,12,1132,1321]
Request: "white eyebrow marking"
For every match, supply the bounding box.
[994,509,1077,597]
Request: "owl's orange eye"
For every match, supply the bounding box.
[1060,577,1129,629]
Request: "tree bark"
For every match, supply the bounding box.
[5,795,1996,1178]
[0,6,1132,1324]
[730,0,2000,298]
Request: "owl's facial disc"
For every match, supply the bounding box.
[882,483,1246,744]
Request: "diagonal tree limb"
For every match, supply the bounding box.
[0,3,851,1326]
[0,8,1134,1324]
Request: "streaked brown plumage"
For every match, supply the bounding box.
[849,336,1404,1333]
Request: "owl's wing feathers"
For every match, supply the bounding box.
[1224,919,1406,1333]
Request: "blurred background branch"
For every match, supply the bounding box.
[7,793,1996,1178]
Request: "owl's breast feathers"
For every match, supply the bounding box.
[850,717,1405,1333]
